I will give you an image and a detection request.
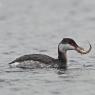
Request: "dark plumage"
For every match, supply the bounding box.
[9,54,55,65]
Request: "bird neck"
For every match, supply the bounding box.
[58,50,67,69]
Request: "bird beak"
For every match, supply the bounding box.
[75,42,92,54]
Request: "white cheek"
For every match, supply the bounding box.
[64,44,73,50]
[59,44,66,52]
[59,44,74,52]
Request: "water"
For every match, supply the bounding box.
[0,0,95,95]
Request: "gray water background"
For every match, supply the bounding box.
[0,0,95,95]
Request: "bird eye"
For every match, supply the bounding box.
[70,42,73,46]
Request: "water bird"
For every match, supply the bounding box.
[9,38,91,69]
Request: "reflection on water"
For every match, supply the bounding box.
[0,0,95,95]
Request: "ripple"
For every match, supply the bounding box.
[51,91,61,95]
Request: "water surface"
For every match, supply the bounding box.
[0,0,95,95]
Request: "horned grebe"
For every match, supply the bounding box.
[9,38,91,69]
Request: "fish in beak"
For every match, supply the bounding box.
[76,42,92,54]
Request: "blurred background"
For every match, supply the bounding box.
[0,0,95,95]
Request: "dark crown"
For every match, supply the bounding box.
[61,38,78,47]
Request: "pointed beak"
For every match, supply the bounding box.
[75,42,92,54]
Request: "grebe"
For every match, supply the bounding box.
[9,38,91,69]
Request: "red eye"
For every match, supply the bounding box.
[70,42,74,46]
